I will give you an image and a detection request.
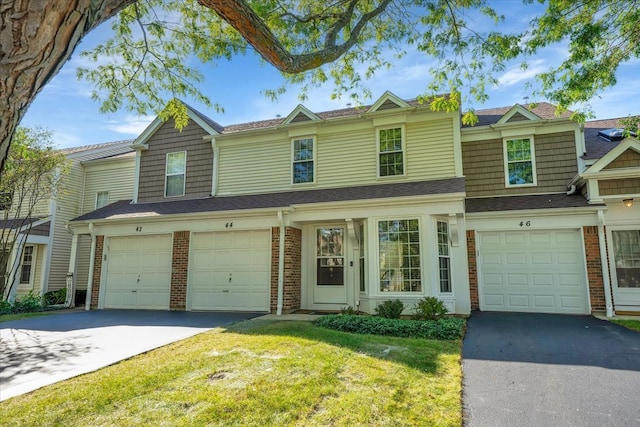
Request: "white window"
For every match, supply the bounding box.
[165,151,186,197]
[20,245,34,284]
[378,126,405,177]
[96,191,109,209]
[503,137,537,186]
[612,230,640,288]
[437,220,452,293]
[292,137,315,184]
[378,219,421,292]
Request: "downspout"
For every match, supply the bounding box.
[277,210,285,316]
[85,222,97,311]
[597,211,613,317]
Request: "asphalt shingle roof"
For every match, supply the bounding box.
[72,177,465,222]
[465,193,601,213]
[468,102,571,127]
[583,117,630,160]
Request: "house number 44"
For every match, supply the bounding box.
[519,221,531,227]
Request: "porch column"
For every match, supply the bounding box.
[65,233,79,307]
[6,233,26,303]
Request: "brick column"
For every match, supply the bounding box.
[466,230,479,310]
[170,231,190,310]
[90,235,104,309]
[271,226,302,313]
[583,226,607,312]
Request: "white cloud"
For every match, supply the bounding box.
[497,60,547,88]
[107,115,155,135]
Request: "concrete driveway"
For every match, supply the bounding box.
[0,310,261,401]
[463,312,640,427]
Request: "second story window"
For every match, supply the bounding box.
[96,191,109,209]
[165,151,186,197]
[504,137,537,187]
[378,127,405,177]
[292,137,315,184]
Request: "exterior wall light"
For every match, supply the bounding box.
[623,198,634,208]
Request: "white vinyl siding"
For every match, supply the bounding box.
[82,160,135,214]
[216,117,456,195]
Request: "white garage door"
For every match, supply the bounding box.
[103,235,172,309]
[189,230,271,311]
[479,229,588,314]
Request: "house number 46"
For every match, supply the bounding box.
[519,221,531,227]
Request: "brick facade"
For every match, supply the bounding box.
[90,235,104,309]
[271,226,302,313]
[170,231,190,310]
[583,226,607,312]
[466,230,479,310]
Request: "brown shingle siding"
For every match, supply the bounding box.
[462,131,578,197]
[598,178,640,195]
[603,149,640,169]
[138,120,213,203]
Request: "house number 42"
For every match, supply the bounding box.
[519,221,531,227]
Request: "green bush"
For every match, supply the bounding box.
[412,296,448,320]
[340,306,359,315]
[374,299,405,319]
[43,288,66,306]
[13,291,43,312]
[313,314,465,340]
[0,299,12,314]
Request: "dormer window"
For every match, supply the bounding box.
[378,126,405,177]
[165,151,186,197]
[504,137,537,187]
[292,137,315,184]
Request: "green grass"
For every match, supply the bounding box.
[0,320,462,426]
[612,319,640,332]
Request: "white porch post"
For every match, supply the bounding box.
[66,233,79,307]
[598,211,614,317]
[6,233,26,303]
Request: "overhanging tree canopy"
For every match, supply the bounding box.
[1,0,638,173]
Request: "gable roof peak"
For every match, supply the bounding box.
[282,104,322,124]
[367,91,411,113]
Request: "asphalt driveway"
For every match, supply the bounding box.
[463,312,640,427]
[0,310,261,401]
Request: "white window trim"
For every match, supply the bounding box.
[20,245,35,285]
[291,136,316,185]
[165,151,187,198]
[435,218,453,295]
[375,216,423,295]
[503,135,537,188]
[95,191,109,209]
[376,125,406,179]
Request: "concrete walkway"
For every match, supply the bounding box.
[0,310,261,401]
[462,312,640,426]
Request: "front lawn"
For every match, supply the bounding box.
[612,319,640,332]
[0,311,58,322]
[0,320,462,426]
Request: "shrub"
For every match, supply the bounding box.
[412,296,448,321]
[0,299,12,314]
[374,299,405,319]
[314,314,465,340]
[43,288,66,306]
[13,291,43,312]
[340,306,359,315]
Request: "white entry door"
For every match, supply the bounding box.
[479,229,588,314]
[313,227,348,305]
[189,230,271,311]
[103,235,172,309]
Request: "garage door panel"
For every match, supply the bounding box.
[190,230,271,312]
[479,229,588,314]
[104,235,172,310]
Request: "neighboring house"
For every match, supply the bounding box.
[68,92,639,316]
[1,140,135,302]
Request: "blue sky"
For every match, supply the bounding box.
[20,1,640,149]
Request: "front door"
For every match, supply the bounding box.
[611,229,640,311]
[313,227,348,305]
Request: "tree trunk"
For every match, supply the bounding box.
[0,0,134,173]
